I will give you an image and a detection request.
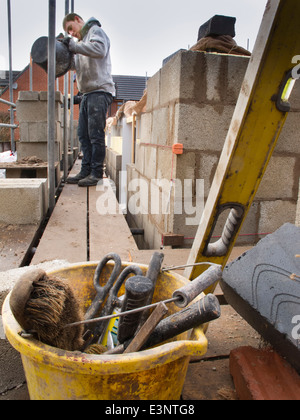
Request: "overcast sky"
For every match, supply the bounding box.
[0,0,267,77]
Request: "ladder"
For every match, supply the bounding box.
[184,0,300,287]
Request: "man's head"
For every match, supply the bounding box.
[63,13,85,39]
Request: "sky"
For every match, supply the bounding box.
[0,0,268,78]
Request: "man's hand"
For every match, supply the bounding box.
[58,36,76,53]
[59,36,72,47]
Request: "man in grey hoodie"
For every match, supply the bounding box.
[63,13,115,186]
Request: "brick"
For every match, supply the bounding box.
[230,346,300,400]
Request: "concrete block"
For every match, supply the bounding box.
[151,107,172,146]
[230,347,300,400]
[16,100,47,122]
[196,152,219,197]
[276,112,300,153]
[144,146,157,180]
[140,112,152,143]
[18,91,39,101]
[226,54,250,103]
[160,52,182,105]
[146,70,161,112]
[258,200,296,235]
[156,148,174,181]
[0,178,48,225]
[19,121,62,143]
[17,141,61,162]
[39,91,64,103]
[175,151,196,182]
[256,156,297,200]
[176,103,234,151]
[16,92,62,123]
[134,143,145,175]
[222,223,300,372]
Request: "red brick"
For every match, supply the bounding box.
[230,346,300,400]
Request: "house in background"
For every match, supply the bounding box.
[0,63,147,147]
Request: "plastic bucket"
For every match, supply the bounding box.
[31,36,73,78]
[2,261,208,400]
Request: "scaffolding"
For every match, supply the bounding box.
[2,0,75,213]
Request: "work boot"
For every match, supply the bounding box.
[78,174,103,187]
[66,172,90,184]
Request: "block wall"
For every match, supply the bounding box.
[129,50,300,249]
[16,91,63,162]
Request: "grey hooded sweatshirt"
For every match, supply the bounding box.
[69,18,115,96]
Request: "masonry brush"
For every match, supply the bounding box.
[9,269,84,351]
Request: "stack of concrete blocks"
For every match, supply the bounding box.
[126,50,300,249]
[16,91,63,164]
[0,178,48,225]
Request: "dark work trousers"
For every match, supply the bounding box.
[78,91,113,178]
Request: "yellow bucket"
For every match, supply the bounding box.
[2,261,208,400]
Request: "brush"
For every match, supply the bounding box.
[9,269,84,351]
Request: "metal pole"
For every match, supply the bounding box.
[29,54,33,91]
[7,0,15,153]
[48,0,56,213]
[63,0,70,181]
[69,0,75,160]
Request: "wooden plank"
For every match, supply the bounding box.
[124,302,168,353]
[88,178,138,263]
[31,161,88,265]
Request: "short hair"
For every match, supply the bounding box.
[63,13,83,30]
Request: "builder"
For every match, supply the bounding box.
[62,13,115,187]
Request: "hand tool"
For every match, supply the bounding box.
[137,252,164,328]
[84,253,122,321]
[105,293,221,354]
[83,264,143,350]
[66,266,223,331]
[123,302,168,354]
[142,293,220,350]
[117,275,155,344]
[96,264,143,344]
[172,265,222,308]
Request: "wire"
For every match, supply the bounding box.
[162,261,221,272]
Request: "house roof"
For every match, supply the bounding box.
[0,68,148,102]
[0,70,22,90]
[113,75,148,101]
